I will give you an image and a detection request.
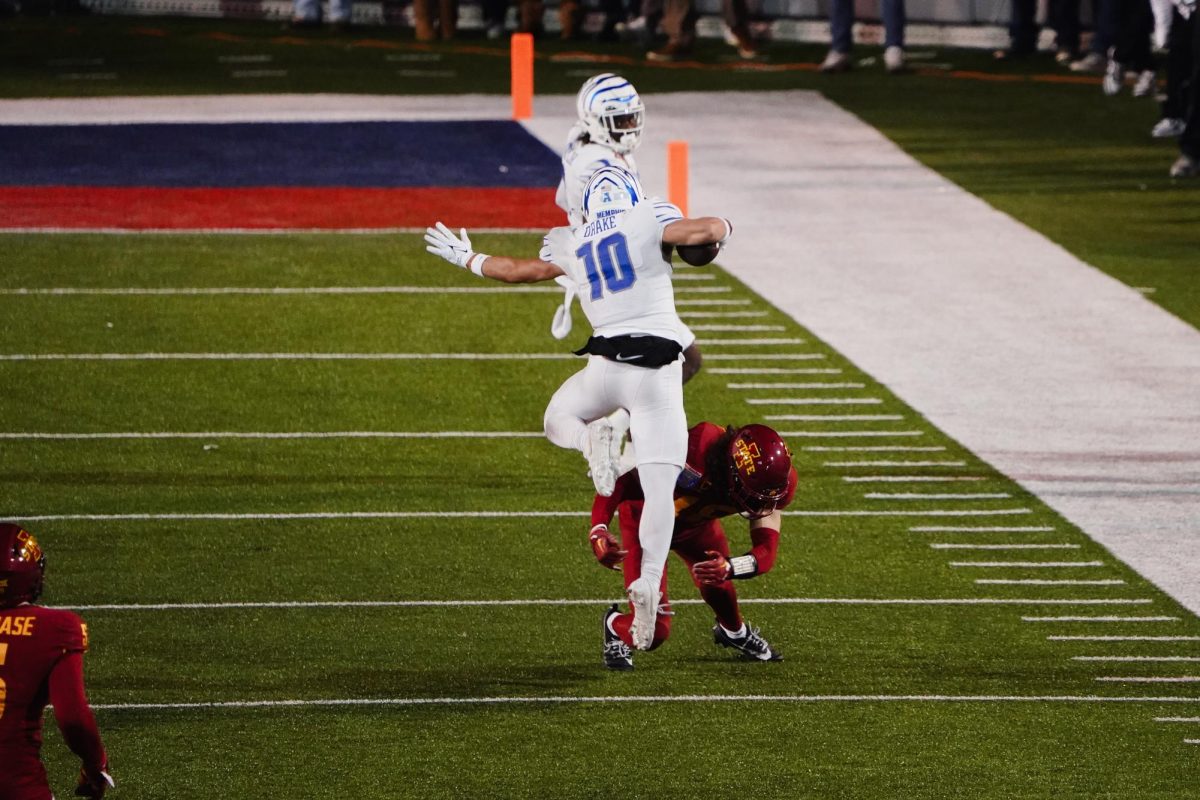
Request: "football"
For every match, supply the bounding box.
[675,242,721,266]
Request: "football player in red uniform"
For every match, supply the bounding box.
[587,422,797,669]
[0,523,113,800]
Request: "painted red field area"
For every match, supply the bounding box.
[0,187,562,229]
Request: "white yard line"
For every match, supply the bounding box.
[713,369,843,375]
[58,597,1154,611]
[702,354,825,361]
[977,579,1124,585]
[0,286,562,295]
[728,382,865,389]
[911,526,1054,532]
[674,299,751,306]
[0,431,545,441]
[666,273,716,281]
[8,508,1038,522]
[0,352,580,361]
[932,543,1080,550]
[87,693,1200,711]
[677,311,767,318]
[770,415,902,422]
[1155,717,1200,721]
[843,476,985,482]
[806,446,946,453]
[1096,677,1200,683]
[695,338,805,345]
[1076,657,1200,662]
[952,561,1105,568]
[866,492,1009,500]
[1022,616,1178,622]
[689,325,785,332]
[1049,636,1200,642]
[779,431,924,438]
[829,461,965,467]
[750,398,881,405]
[0,227,548,235]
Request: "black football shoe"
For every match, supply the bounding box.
[713,621,782,662]
[602,604,634,671]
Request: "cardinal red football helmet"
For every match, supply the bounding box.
[0,523,46,608]
[727,424,792,519]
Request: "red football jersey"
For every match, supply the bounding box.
[594,421,799,535]
[0,605,89,800]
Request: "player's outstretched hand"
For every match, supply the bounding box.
[692,550,732,586]
[589,524,626,570]
[75,764,115,799]
[424,222,475,269]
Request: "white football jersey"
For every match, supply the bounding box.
[548,199,686,343]
[556,129,640,228]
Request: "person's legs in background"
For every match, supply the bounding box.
[820,0,853,72]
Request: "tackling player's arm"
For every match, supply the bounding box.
[423,222,566,284]
[588,471,635,570]
[691,510,782,585]
[662,217,732,247]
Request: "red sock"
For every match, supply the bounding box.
[700,582,742,632]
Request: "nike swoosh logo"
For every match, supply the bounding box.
[614,353,644,362]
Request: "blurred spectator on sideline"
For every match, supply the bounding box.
[413,0,457,39]
[1153,0,1193,138]
[1069,0,1116,72]
[291,0,352,28]
[993,0,1080,62]
[819,0,906,74]
[1169,0,1198,177]
[645,0,757,61]
[482,0,509,38]
[1104,0,1157,95]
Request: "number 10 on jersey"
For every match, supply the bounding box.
[576,232,637,301]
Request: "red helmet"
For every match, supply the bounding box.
[0,523,46,608]
[727,424,792,519]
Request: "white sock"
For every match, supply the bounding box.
[721,622,747,639]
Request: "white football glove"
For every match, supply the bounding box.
[424,222,481,272]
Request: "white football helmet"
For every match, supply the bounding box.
[576,73,645,155]
[581,165,644,222]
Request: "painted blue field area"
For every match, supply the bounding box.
[0,120,561,187]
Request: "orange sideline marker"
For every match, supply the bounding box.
[511,33,534,120]
[666,140,688,218]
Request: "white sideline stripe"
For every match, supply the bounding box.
[951,561,1104,568]
[713,369,843,375]
[674,299,751,306]
[7,508,1037,522]
[87,694,1200,711]
[867,492,1009,500]
[1155,717,1200,722]
[830,461,965,467]
[931,543,1080,550]
[696,338,805,345]
[729,382,865,389]
[1096,677,1200,683]
[912,526,1054,532]
[752,398,881,405]
[690,325,785,332]
[806,446,946,452]
[0,431,545,441]
[769,415,902,422]
[59,597,1154,611]
[0,352,581,362]
[0,286,564,296]
[1022,616,1178,622]
[677,311,767,318]
[1049,636,1200,642]
[977,579,1124,587]
[1077,657,1200,662]
[778,431,924,438]
[844,476,985,483]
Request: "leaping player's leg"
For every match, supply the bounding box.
[621,360,686,650]
[543,357,623,495]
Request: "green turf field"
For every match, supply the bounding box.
[3,15,1200,797]
[4,233,1199,798]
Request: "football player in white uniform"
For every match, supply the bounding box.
[424,165,732,651]
[552,73,703,385]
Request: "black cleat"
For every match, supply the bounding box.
[713,621,782,661]
[602,604,633,671]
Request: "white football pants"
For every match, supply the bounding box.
[543,355,686,588]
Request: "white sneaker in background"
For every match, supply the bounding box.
[819,49,851,73]
[1151,117,1186,138]
[884,45,905,73]
[1102,59,1126,96]
[1169,154,1197,179]
[1133,70,1157,97]
[1070,51,1106,74]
